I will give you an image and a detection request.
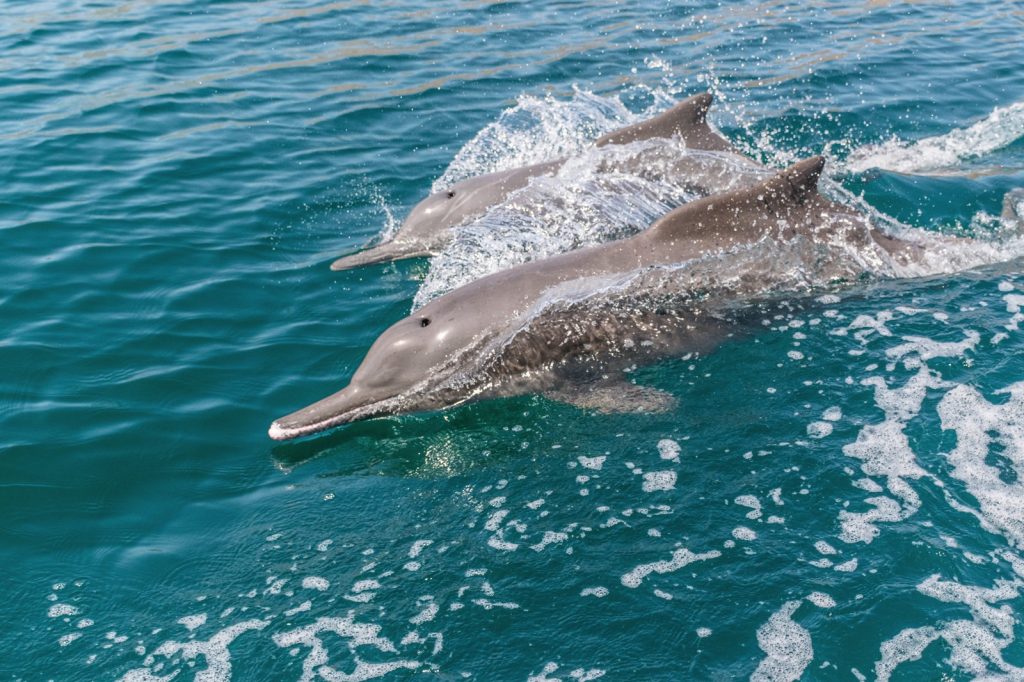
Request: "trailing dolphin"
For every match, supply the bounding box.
[270,156,919,441]
[329,92,739,271]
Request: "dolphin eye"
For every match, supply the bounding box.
[446,190,456,199]
[420,318,431,327]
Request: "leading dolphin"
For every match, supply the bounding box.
[270,156,916,440]
[328,92,738,271]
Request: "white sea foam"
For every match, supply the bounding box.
[751,601,813,682]
[487,533,519,552]
[530,531,569,552]
[838,363,951,544]
[657,438,681,462]
[351,579,379,594]
[485,508,510,531]
[621,547,720,588]
[472,599,519,610]
[877,574,1023,679]
[806,592,836,609]
[732,526,758,541]
[121,619,267,682]
[806,421,833,439]
[409,597,439,625]
[408,540,433,558]
[874,626,940,682]
[814,541,837,556]
[641,471,676,493]
[936,382,1024,547]
[735,495,762,520]
[886,330,980,367]
[178,613,207,631]
[272,615,419,682]
[47,603,79,618]
[527,662,606,682]
[58,632,82,647]
[302,576,330,592]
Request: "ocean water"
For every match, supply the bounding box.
[4,1,1024,680]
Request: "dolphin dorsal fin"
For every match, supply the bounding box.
[594,92,733,152]
[758,155,826,209]
[649,156,826,242]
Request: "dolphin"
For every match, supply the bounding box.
[270,156,914,441]
[328,92,739,271]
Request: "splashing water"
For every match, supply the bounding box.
[433,87,678,191]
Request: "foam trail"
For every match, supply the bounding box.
[846,101,1024,173]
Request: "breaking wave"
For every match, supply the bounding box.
[845,100,1024,174]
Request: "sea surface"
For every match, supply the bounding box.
[4,1,1024,680]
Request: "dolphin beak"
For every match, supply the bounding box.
[329,241,430,271]
[268,386,375,440]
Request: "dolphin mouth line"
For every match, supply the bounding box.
[268,414,351,441]
[268,396,393,441]
[268,370,492,441]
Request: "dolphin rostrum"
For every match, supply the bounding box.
[328,92,738,271]
[271,156,915,440]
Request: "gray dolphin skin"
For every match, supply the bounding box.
[328,92,735,271]
[1003,189,1024,227]
[270,156,914,441]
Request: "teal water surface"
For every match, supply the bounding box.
[4,1,1024,680]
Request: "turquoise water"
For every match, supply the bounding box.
[5,1,1024,679]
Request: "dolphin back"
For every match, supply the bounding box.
[594,92,734,152]
[648,155,827,244]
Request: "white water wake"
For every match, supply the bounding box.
[845,100,1024,174]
